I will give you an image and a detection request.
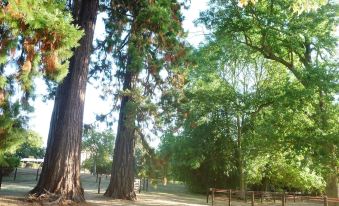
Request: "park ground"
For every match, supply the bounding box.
[0,168,323,206]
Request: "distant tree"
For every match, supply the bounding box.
[15,131,45,159]
[0,102,25,172]
[82,128,114,175]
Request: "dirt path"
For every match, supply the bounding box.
[0,191,208,206]
[0,192,324,206]
[85,191,208,206]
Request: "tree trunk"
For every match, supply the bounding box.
[93,154,97,175]
[29,0,98,202]
[0,167,3,189]
[236,115,245,198]
[326,167,339,206]
[163,165,168,186]
[104,68,137,200]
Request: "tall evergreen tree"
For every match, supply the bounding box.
[1,0,82,198]
[29,0,99,202]
[98,0,186,199]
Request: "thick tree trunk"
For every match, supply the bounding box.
[104,69,137,200]
[29,0,98,202]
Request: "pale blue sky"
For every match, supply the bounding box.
[28,1,209,147]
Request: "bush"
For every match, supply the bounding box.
[1,156,20,176]
[82,158,112,175]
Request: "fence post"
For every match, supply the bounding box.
[146,178,149,192]
[96,173,98,183]
[13,168,17,181]
[98,176,101,194]
[229,189,232,206]
[251,191,255,206]
[293,192,296,202]
[273,192,276,203]
[0,167,3,189]
[206,188,210,203]
[261,192,263,203]
[323,196,328,206]
[282,192,285,206]
[211,188,214,206]
[211,188,215,206]
[139,179,141,194]
[35,168,39,181]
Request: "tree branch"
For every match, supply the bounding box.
[135,128,155,156]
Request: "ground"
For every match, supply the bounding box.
[0,168,323,206]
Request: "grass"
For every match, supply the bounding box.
[0,168,324,206]
[0,168,208,206]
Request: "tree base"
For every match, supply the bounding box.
[104,190,137,201]
[29,187,85,204]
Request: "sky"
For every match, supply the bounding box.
[28,1,209,148]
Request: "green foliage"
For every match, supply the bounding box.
[0,1,82,172]
[81,128,115,175]
[239,0,328,13]
[14,130,45,159]
[0,0,83,86]
[95,0,187,90]
[200,0,338,89]
[159,56,331,192]
[246,154,326,192]
[82,157,112,175]
[0,101,26,159]
[158,0,338,192]
[0,155,20,176]
[0,105,39,170]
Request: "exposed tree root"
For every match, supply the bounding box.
[27,189,78,205]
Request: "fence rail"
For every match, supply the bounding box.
[207,188,339,206]
[4,168,40,182]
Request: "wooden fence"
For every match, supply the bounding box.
[7,168,40,182]
[207,188,339,206]
[96,177,149,194]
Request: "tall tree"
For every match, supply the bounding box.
[0,0,82,195]
[99,0,186,199]
[199,0,338,200]
[30,0,99,202]
[158,40,334,193]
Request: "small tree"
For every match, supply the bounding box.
[82,128,115,175]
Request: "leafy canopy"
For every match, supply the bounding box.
[0,0,83,89]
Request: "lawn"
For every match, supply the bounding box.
[0,168,323,206]
[0,168,208,206]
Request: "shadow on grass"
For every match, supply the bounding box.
[1,169,208,205]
